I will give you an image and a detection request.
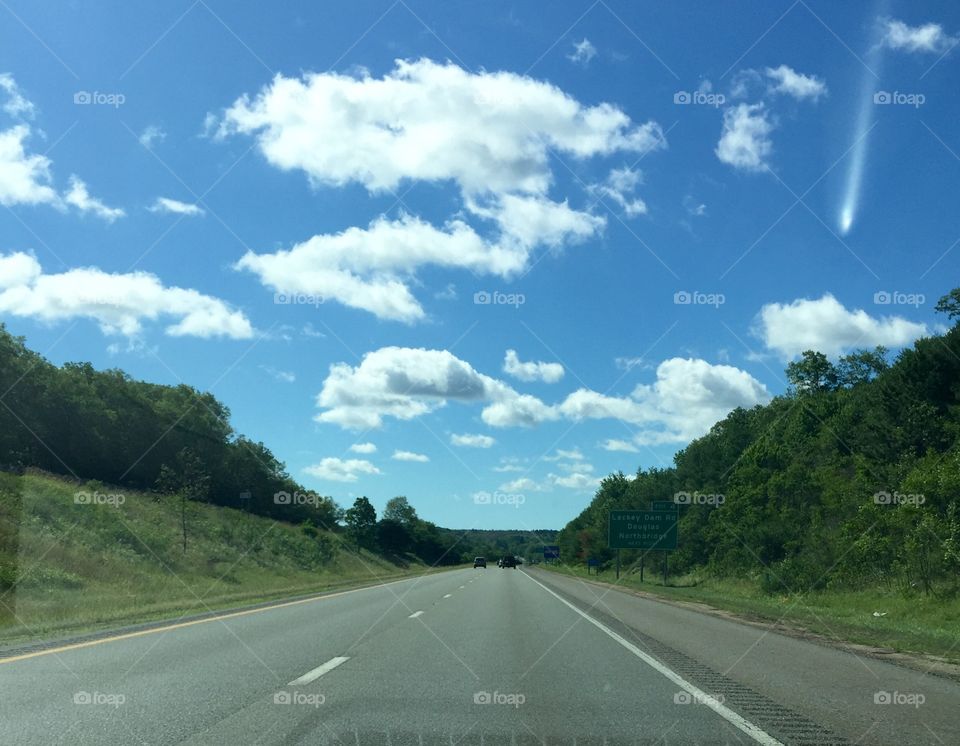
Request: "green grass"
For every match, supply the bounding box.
[0,471,451,645]
[542,563,960,663]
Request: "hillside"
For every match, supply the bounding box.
[558,290,960,599]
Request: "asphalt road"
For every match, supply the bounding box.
[0,566,957,745]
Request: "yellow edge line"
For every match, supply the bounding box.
[0,574,422,665]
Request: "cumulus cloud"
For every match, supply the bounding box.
[451,433,495,448]
[149,197,205,216]
[63,177,125,221]
[0,78,122,219]
[498,477,544,493]
[755,294,928,359]
[568,38,597,66]
[0,73,35,118]
[600,439,640,453]
[764,65,827,101]
[587,166,647,217]
[313,346,767,447]
[236,204,601,323]
[882,19,958,54]
[138,125,166,148]
[304,457,380,482]
[0,251,254,339]
[392,450,429,462]
[558,358,770,444]
[217,58,665,197]
[716,103,774,172]
[0,124,57,207]
[260,365,295,383]
[349,442,377,454]
[503,349,564,383]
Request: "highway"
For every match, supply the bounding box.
[1,566,957,745]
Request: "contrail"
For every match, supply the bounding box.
[838,4,889,236]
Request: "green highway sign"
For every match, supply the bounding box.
[651,500,678,512]
[608,509,678,550]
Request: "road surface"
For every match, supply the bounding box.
[1,566,957,745]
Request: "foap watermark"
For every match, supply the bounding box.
[873,491,925,506]
[873,290,925,308]
[673,90,725,108]
[274,690,325,708]
[74,91,125,108]
[74,491,125,507]
[873,91,925,108]
[674,491,725,506]
[874,690,924,708]
[74,691,125,708]
[274,292,324,307]
[473,290,525,308]
[674,690,725,706]
[274,490,323,507]
[673,290,725,308]
[473,690,525,708]
[473,491,525,508]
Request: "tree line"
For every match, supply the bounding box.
[0,324,545,566]
[557,289,960,596]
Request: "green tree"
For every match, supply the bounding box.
[344,496,377,550]
[786,350,838,393]
[383,496,418,527]
[837,347,888,387]
[935,287,960,320]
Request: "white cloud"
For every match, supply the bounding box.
[138,125,166,148]
[756,294,928,359]
[304,457,380,482]
[551,471,599,490]
[0,251,254,339]
[63,177,125,222]
[764,65,827,101]
[0,75,121,219]
[236,206,600,323]
[882,19,958,54]
[392,449,429,462]
[434,283,457,300]
[568,38,597,66]
[503,349,564,383]
[0,124,57,207]
[217,58,664,197]
[545,448,584,462]
[149,197,205,216]
[587,167,647,217]
[0,73,35,118]
[683,195,707,217]
[260,365,295,383]
[716,103,774,172]
[559,358,770,444]
[600,439,639,453]
[313,346,768,446]
[498,477,544,492]
[451,433,495,448]
[349,442,377,454]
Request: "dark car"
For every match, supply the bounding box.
[500,555,517,568]
[473,556,486,568]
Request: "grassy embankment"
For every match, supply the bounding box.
[0,470,450,645]
[541,562,960,663]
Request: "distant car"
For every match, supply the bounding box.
[500,555,517,568]
[473,556,486,568]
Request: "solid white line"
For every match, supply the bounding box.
[409,611,424,618]
[287,656,350,686]
[443,593,452,598]
[459,585,465,589]
[522,572,784,746]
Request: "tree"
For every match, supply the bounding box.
[935,288,960,320]
[837,347,888,387]
[383,496,418,527]
[344,496,377,550]
[156,448,210,553]
[376,518,412,557]
[786,350,838,393]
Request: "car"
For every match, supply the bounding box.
[500,555,517,568]
[497,559,502,567]
[473,556,486,568]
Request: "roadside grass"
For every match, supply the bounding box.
[541,563,960,663]
[0,471,449,645]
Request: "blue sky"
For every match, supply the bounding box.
[1,1,957,530]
